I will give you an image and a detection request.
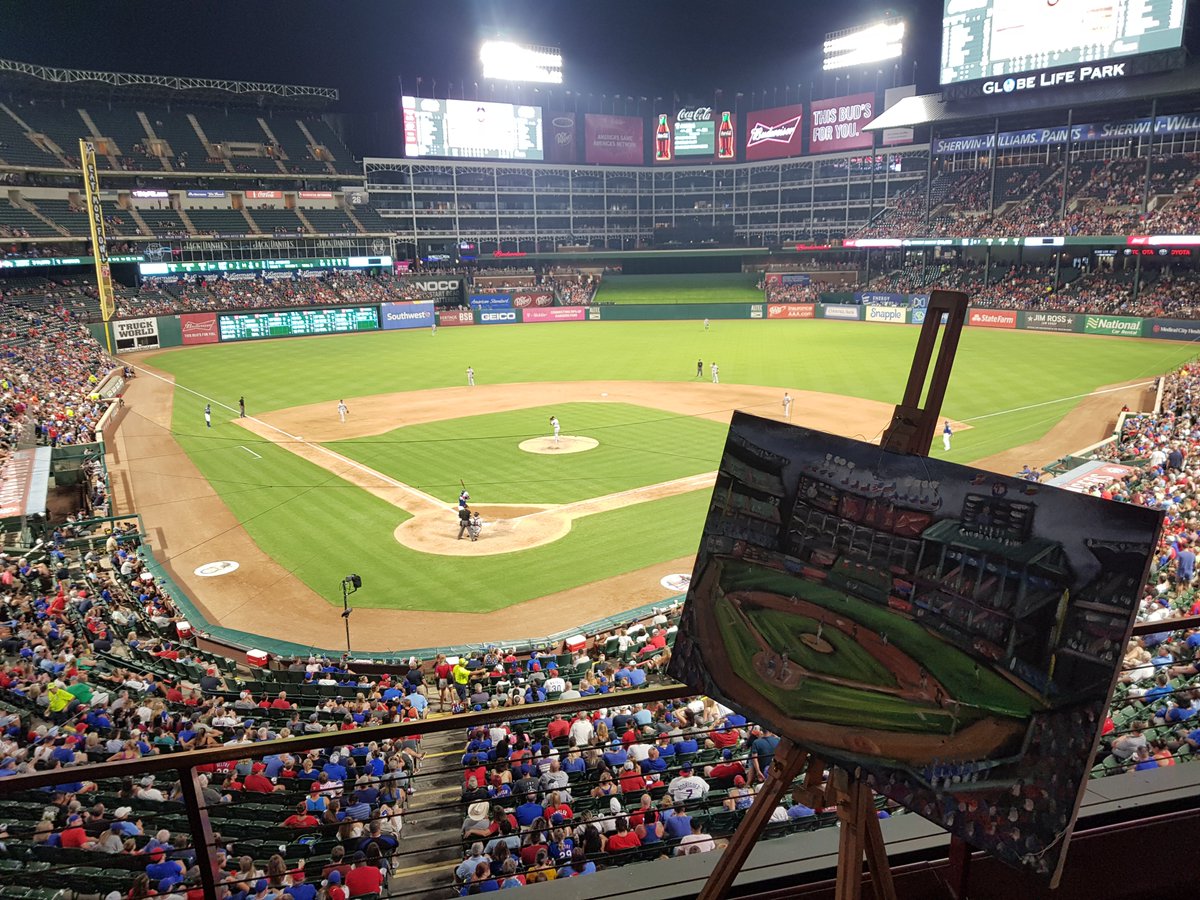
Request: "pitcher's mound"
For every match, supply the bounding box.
[519,435,599,455]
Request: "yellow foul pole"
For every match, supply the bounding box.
[79,139,116,355]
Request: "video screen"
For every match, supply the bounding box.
[402,96,543,161]
[941,0,1186,85]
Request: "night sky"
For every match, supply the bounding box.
[0,0,942,152]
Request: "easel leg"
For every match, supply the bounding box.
[697,740,808,900]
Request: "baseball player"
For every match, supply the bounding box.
[942,421,953,451]
[782,393,792,420]
[704,318,710,331]
[468,512,482,541]
[467,366,475,386]
[238,396,245,417]
[204,403,211,428]
[459,488,470,509]
[696,358,703,378]
[550,416,560,446]
[711,362,719,384]
[337,400,349,423]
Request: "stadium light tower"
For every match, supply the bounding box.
[480,40,563,83]
[823,17,905,71]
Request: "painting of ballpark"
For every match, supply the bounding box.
[668,413,1162,880]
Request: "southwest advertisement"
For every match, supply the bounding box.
[744,103,805,162]
[179,312,219,345]
[808,92,876,153]
[523,307,587,323]
[584,114,644,165]
[381,301,435,330]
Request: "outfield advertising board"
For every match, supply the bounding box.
[1021,311,1079,333]
[967,309,1017,329]
[437,309,475,327]
[1084,315,1143,337]
[808,92,876,153]
[112,317,160,351]
[523,307,586,323]
[584,114,644,165]
[469,294,513,310]
[179,312,219,345]
[865,305,908,324]
[511,292,555,308]
[1145,319,1200,341]
[477,309,521,325]
[767,303,816,319]
[910,309,948,325]
[381,301,435,330]
[822,304,863,320]
[857,291,906,305]
[744,103,805,162]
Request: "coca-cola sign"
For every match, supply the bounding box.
[745,104,806,161]
[676,107,713,122]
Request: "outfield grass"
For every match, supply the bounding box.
[146,320,1196,611]
[595,272,761,303]
[328,402,728,504]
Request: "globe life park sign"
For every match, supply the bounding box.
[981,62,1129,95]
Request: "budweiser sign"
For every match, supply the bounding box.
[676,107,713,122]
[748,115,801,148]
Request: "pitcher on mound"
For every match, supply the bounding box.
[550,415,561,447]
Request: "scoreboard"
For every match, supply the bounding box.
[219,307,380,342]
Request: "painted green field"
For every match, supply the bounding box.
[145,320,1196,612]
[594,272,761,303]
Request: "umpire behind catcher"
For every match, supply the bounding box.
[457,504,471,540]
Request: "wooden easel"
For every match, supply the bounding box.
[697,290,970,900]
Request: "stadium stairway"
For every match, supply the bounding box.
[11,197,68,236]
[385,724,462,899]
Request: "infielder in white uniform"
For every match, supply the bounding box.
[467,366,475,386]
[711,362,719,384]
[337,400,349,423]
[942,421,953,451]
[550,415,560,445]
[782,393,792,419]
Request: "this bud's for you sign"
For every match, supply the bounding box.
[808,92,876,152]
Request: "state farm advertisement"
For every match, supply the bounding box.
[546,113,577,164]
[808,92,876,153]
[745,104,805,161]
[767,304,815,319]
[437,309,475,327]
[179,312,219,345]
[523,307,587,323]
[967,309,1017,329]
[585,114,644,165]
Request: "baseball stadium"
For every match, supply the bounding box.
[0,1,1199,897]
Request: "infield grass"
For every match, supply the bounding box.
[146,320,1196,612]
[328,402,727,504]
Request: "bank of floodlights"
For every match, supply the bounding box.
[823,18,906,71]
[480,40,564,84]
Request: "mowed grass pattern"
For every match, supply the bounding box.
[327,403,728,504]
[146,320,1197,611]
[595,272,762,303]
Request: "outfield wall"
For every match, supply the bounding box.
[96,301,1200,352]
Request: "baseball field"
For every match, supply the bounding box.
[112,318,1195,651]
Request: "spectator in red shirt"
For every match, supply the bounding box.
[546,715,570,742]
[705,749,747,786]
[606,817,641,852]
[270,692,294,710]
[281,802,319,829]
[59,814,90,848]
[344,851,382,897]
[243,763,278,794]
